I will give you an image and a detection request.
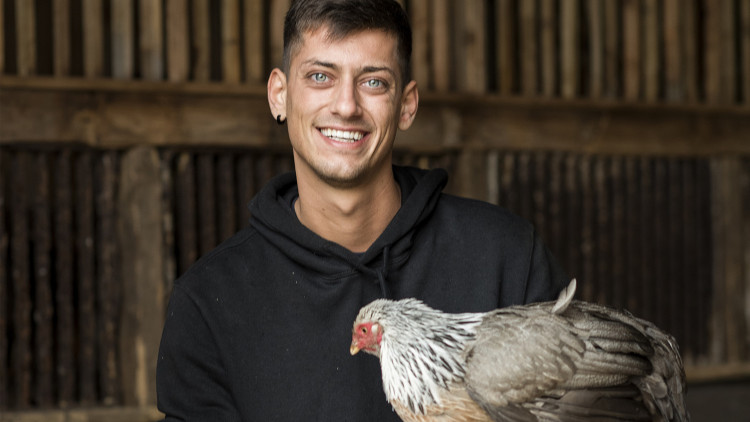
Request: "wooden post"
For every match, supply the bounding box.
[520,0,538,96]
[603,0,619,98]
[642,0,659,102]
[456,0,486,93]
[166,0,189,82]
[118,147,166,407]
[270,0,291,69]
[587,0,603,99]
[663,0,682,101]
[495,0,515,95]
[112,0,134,79]
[703,0,722,104]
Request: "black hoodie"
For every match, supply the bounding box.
[156,165,568,421]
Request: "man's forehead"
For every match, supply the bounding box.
[291,27,399,66]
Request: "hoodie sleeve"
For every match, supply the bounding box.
[521,230,570,304]
[156,285,241,422]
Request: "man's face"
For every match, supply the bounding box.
[282,27,416,188]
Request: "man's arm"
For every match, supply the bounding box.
[156,285,241,422]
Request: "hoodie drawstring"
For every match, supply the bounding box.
[375,245,391,298]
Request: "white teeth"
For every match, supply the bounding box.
[321,128,364,142]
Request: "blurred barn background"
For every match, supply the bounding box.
[1,0,749,420]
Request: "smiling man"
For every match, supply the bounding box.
[156,1,568,421]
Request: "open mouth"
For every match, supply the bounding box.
[319,127,366,143]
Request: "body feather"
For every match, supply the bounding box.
[351,280,689,422]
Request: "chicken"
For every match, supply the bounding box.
[350,280,689,422]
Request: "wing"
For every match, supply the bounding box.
[463,308,585,419]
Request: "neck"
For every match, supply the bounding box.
[294,167,401,253]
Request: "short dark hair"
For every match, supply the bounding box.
[282,0,412,86]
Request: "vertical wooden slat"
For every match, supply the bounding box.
[486,151,500,205]
[222,0,241,83]
[32,153,54,407]
[610,157,625,309]
[97,152,120,405]
[703,0,722,104]
[499,152,518,214]
[517,152,533,222]
[140,0,164,80]
[16,0,36,75]
[653,159,668,331]
[270,0,291,69]
[623,0,641,100]
[192,0,211,81]
[560,0,579,99]
[532,153,548,243]
[496,0,515,95]
[642,0,659,102]
[711,157,749,362]
[682,0,699,102]
[166,0,188,82]
[410,0,430,89]
[10,151,32,408]
[579,155,595,299]
[668,159,686,349]
[742,0,750,105]
[663,0,682,101]
[54,150,76,407]
[197,154,217,255]
[160,151,177,303]
[0,148,8,408]
[75,151,97,405]
[53,0,71,76]
[217,154,237,241]
[540,0,557,97]
[696,160,712,358]
[548,153,564,264]
[175,153,198,275]
[456,0,486,93]
[431,0,451,91]
[593,157,610,304]
[681,159,697,359]
[83,0,104,77]
[520,0,538,96]
[624,157,640,312]
[587,0,604,98]
[603,0,619,97]
[639,157,655,324]
[564,154,581,283]
[243,0,265,84]
[0,0,4,73]
[719,0,737,103]
[112,0,134,79]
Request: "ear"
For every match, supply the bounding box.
[397,80,419,131]
[267,68,288,120]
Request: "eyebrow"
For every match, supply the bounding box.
[302,60,397,79]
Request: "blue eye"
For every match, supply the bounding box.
[366,79,382,88]
[312,73,328,83]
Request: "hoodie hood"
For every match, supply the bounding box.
[248,165,448,297]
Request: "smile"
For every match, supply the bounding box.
[320,128,366,143]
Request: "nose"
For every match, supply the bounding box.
[331,81,361,118]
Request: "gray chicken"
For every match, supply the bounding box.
[350,279,689,421]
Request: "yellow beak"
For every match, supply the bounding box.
[350,344,360,355]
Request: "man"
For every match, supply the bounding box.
[156,1,568,420]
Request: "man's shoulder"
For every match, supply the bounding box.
[436,193,533,234]
[173,226,262,289]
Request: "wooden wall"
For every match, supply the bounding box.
[1,0,750,420]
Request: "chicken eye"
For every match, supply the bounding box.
[361,326,368,334]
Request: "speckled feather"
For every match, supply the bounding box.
[351,280,689,422]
